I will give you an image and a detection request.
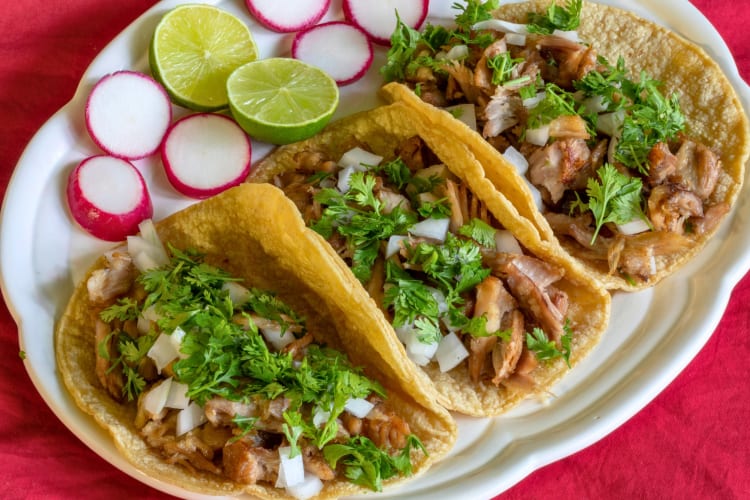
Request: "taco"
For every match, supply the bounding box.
[380,0,750,290]
[249,102,610,417]
[54,183,456,499]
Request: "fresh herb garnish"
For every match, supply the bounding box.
[526,0,582,35]
[486,52,524,86]
[452,0,500,31]
[570,163,648,243]
[458,218,497,248]
[526,320,573,367]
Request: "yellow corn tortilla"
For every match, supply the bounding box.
[381,0,750,291]
[250,102,611,417]
[55,183,456,499]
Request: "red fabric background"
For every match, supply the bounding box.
[0,1,747,499]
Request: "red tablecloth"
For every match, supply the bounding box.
[1,1,748,499]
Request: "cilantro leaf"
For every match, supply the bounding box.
[452,0,500,31]
[458,218,497,248]
[526,0,582,35]
[381,12,424,82]
[526,320,574,367]
[570,164,648,243]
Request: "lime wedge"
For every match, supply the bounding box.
[227,58,339,145]
[149,5,258,111]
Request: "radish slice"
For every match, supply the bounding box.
[85,71,172,160]
[67,155,153,241]
[246,0,330,33]
[343,0,428,45]
[161,113,251,199]
[292,22,374,86]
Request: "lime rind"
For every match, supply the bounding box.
[150,4,258,111]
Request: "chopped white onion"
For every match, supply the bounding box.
[176,401,207,436]
[260,323,295,351]
[127,219,169,272]
[403,326,439,366]
[286,473,324,500]
[444,44,469,60]
[165,380,190,410]
[552,29,580,42]
[524,179,545,211]
[222,281,251,306]
[617,218,651,235]
[171,326,188,359]
[147,332,180,373]
[344,398,375,418]
[312,405,331,428]
[443,103,477,131]
[435,332,469,372]
[505,33,527,46]
[525,125,550,146]
[338,147,383,169]
[649,255,657,275]
[409,217,450,242]
[608,133,620,165]
[522,91,546,109]
[426,286,448,314]
[472,19,529,34]
[336,164,367,193]
[137,304,160,334]
[596,109,625,137]
[385,235,408,258]
[582,94,607,114]
[142,377,172,415]
[495,230,524,254]
[276,446,305,489]
[502,145,529,176]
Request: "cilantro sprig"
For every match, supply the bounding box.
[526,320,574,367]
[526,0,582,35]
[570,164,649,243]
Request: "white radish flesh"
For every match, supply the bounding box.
[85,71,172,160]
[67,155,153,242]
[292,22,374,86]
[343,0,428,45]
[245,0,330,33]
[161,113,251,199]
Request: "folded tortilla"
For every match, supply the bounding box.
[250,102,611,417]
[381,0,750,291]
[55,183,456,498]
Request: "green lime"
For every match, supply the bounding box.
[227,58,339,145]
[149,4,258,111]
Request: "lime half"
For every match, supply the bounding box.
[150,4,258,111]
[227,58,339,145]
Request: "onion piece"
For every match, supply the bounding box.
[259,323,295,351]
[402,326,439,366]
[223,281,251,306]
[617,218,651,235]
[176,401,207,436]
[443,103,477,131]
[435,332,469,372]
[523,91,546,109]
[502,145,529,176]
[444,44,469,60]
[409,217,450,242]
[505,33,527,46]
[338,147,383,169]
[147,332,181,373]
[582,94,607,114]
[552,29,580,42]
[525,125,550,146]
[127,219,169,272]
[286,473,324,500]
[165,380,190,410]
[337,164,367,193]
[524,180,545,211]
[495,230,524,254]
[344,397,374,418]
[385,235,408,258]
[142,377,172,415]
[472,19,529,34]
[312,405,331,428]
[276,446,305,488]
[596,109,625,137]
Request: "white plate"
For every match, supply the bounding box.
[1,1,748,498]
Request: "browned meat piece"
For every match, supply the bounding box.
[94,318,124,400]
[223,439,279,484]
[535,35,597,87]
[691,202,730,235]
[482,87,522,138]
[528,139,590,204]
[548,115,590,140]
[491,308,524,385]
[474,39,510,91]
[468,276,503,383]
[444,179,468,233]
[302,444,336,481]
[204,398,258,427]
[362,402,411,450]
[163,433,221,475]
[87,250,136,306]
[281,332,314,359]
[670,140,721,200]
[444,61,483,103]
[648,184,703,234]
[647,142,677,186]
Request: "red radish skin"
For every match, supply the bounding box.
[292,22,373,85]
[161,113,252,199]
[246,0,331,33]
[343,0,428,45]
[67,155,153,241]
[85,71,172,160]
